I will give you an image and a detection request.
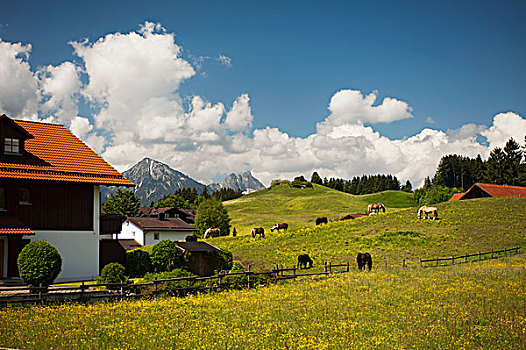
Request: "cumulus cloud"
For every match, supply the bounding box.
[0,39,39,118]
[0,23,524,189]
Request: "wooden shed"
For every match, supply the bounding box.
[176,241,220,277]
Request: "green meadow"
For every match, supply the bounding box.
[1,188,525,349]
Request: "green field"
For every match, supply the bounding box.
[1,191,525,349]
[217,194,526,270]
[224,184,416,235]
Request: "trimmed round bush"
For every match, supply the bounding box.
[151,240,185,272]
[98,262,126,284]
[17,240,62,287]
[126,250,152,278]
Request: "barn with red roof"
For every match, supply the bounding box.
[449,183,526,201]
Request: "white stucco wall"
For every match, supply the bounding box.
[28,185,101,282]
[144,231,191,246]
[118,221,145,245]
[30,230,99,282]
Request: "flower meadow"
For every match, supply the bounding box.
[1,254,525,349]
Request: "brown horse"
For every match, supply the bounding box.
[316,217,328,225]
[356,253,372,271]
[204,228,220,238]
[367,203,385,214]
[297,254,313,269]
[251,227,265,240]
[418,206,438,220]
[271,223,289,232]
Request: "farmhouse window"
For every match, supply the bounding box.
[19,188,30,205]
[154,233,160,240]
[0,187,4,210]
[4,138,20,154]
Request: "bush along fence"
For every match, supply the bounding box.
[419,247,521,268]
[0,261,351,306]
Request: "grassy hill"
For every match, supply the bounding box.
[215,197,526,270]
[224,183,415,235]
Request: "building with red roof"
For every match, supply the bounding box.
[0,114,133,281]
[449,183,526,201]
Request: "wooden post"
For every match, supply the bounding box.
[329,261,332,274]
[491,249,494,259]
[247,265,251,290]
[516,247,519,255]
[274,265,278,284]
[38,283,42,304]
[280,264,283,277]
[293,265,296,280]
[324,261,327,275]
[436,257,438,267]
[218,273,222,291]
[419,258,422,268]
[402,259,406,268]
[451,256,454,265]
[154,277,158,293]
[346,261,350,273]
[464,254,467,264]
[478,251,481,261]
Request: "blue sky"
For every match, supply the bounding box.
[1,0,525,185]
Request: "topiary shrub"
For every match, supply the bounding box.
[126,249,152,278]
[17,240,62,287]
[98,262,126,284]
[151,240,185,272]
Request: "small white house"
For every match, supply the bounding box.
[118,216,197,246]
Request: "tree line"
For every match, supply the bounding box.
[310,172,412,195]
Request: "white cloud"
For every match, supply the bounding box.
[481,112,526,150]
[0,24,524,190]
[224,94,253,131]
[217,54,232,67]
[0,39,39,118]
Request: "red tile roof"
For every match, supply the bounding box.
[0,217,34,235]
[449,193,465,201]
[0,116,133,186]
[467,183,526,198]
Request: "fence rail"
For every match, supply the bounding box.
[419,247,521,268]
[0,260,351,306]
[1,246,521,306]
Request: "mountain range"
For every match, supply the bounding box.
[102,158,265,205]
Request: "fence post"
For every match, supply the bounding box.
[419,258,422,268]
[280,264,283,277]
[38,283,42,304]
[479,251,481,261]
[516,247,519,255]
[402,259,406,268]
[274,265,278,284]
[154,277,158,293]
[329,261,332,274]
[436,257,438,267]
[247,265,251,290]
[346,261,349,273]
[464,254,467,264]
[451,256,454,265]
[491,249,494,259]
[324,261,327,275]
[293,265,296,280]
[218,273,222,291]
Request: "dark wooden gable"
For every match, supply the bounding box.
[0,114,49,166]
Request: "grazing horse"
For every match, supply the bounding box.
[185,234,198,242]
[316,217,328,225]
[204,228,220,239]
[367,203,385,215]
[297,254,313,269]
[251,227,265,240]
[271,223,289,232]
[356,253,372,271]
[418,206,438,220]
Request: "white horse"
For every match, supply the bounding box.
[418,206,438,220]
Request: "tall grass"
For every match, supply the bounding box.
[1,255,524,349]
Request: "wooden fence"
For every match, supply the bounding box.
[0,261,350,306]
[419,247,521,268]
[1,247,521,306]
